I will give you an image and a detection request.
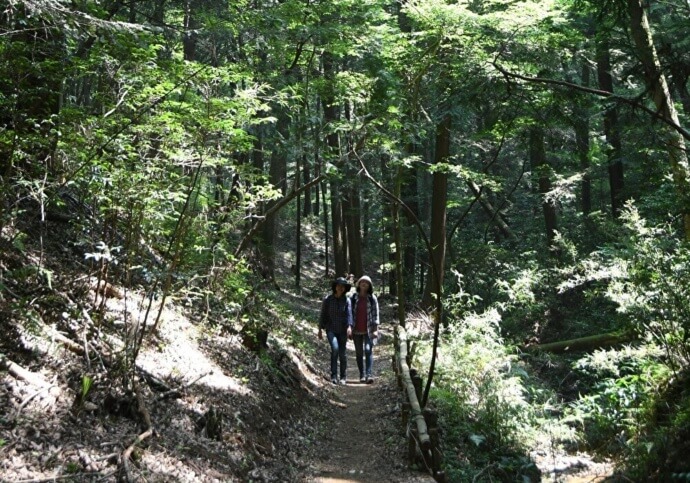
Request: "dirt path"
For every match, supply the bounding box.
[302,324,435,483]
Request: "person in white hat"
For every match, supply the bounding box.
[350,275,379,383]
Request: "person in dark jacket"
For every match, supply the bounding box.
[350,275,379,383]
[318,277,353,384]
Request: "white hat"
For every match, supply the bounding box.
[356,275,373,293]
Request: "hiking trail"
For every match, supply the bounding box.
[302,311,435,483]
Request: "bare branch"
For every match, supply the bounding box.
[493,62,690,141]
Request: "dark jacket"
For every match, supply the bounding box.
[319,293,353,334]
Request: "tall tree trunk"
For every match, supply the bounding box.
[575,61,592,216]
[152,0,165,24]
[295,158,302,289]
[322,180,329,277]
[668,50,690,116]
[628,0,690,239]
[302,157,312,216]
[418,151,431,297]
[530,125,558,248]
[183,0,198,62]
[210,162,227,248]
[252,128,264,173]
[383,154,397,297]
[129,0,137,22]
[328,173,346,276]
[394,162,405,325]
[260,116,288,284]
[422,114,450,309]
[313,96,323,218]
[401,147,420,301]
[397,2,419,302]
[596,34,625,218]
[362,194,369,240]
[345,185,363,277]
[344,105,362,277]
[322,52,347,276]
[314,152,321,217]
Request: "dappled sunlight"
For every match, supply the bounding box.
[85,286,254,393]
[136,325,252,395]
[133,299,252,396]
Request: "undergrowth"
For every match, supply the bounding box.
[415,204,690,481]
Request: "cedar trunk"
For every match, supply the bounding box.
[530,126,558,247]
[345,186,363,277]
[575,61,592,216]
[596,34,625,218]
[628,0,690,240]
[422,115,450,309]
[322,52,347,276]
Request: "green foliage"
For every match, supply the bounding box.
[568,346,668,452]
[561,203,690,367]
[567,359,690,479]
[81,375,93,400]
[607,209,690,368]
[550,204,690,477]
[417,304,544,480]
[221,259,253,312]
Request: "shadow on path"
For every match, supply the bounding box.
[304,328,435,483]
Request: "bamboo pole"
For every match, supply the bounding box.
[396,325,431,452]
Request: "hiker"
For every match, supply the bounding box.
[318,277,353,385]
[350,275,379,383]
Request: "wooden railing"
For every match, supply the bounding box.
[393,324,445,482]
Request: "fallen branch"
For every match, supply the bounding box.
[44,325,85,355]
[328,398,347,409]
[138,368,173,393]
[5,359,54,389]
[118,427,153,482]
[13,471,117,483]
[40,321,109,372]
[154,370,212,401]
[117,381,153,482]
[523,331,635,354]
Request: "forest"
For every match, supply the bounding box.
[2,0,690,481]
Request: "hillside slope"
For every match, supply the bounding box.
[0,215,431,482]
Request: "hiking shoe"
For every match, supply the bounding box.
[366,376,373,384]
[340,378,347,385]
[331,377,338,384]
[359,376,365,383]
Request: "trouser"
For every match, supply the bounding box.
[327,331,348,380]
[353,333,373,378]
